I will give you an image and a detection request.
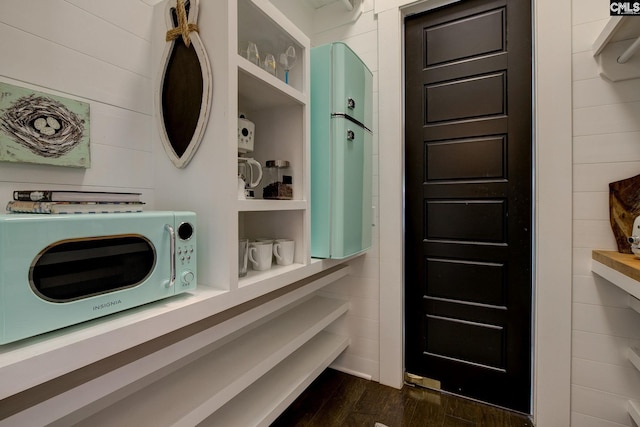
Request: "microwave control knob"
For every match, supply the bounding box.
[178,222,194,241]
[181,270,194,284]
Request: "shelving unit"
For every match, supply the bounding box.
[592,250,640,425]
[71,296,348,427]
[200,331,347,427]
[0,265,351,426]
[0,261,349,401]
[629,346,640,426]
[152,0,311,290]
[592,16,640,81]
[236,0,311,285]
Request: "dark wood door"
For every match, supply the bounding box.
[404,0,532,413]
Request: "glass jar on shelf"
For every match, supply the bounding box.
[263,160,293,200]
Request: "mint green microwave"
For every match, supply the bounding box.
[0,211,196,344]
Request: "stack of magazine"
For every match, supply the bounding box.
[6,190,145,214]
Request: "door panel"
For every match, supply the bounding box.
[426,257,506,306]
[425,8,505,66]
[405,0,532,413]
[425,200,506,243]
[425,315,505,369]
[426,136,506,181]
[426,72,506,123]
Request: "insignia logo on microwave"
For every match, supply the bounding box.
[610,1,640,15]
[93,300,122,311]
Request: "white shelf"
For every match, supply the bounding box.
[239,262,306,287]
[630,295,640,316]
[591,251,640,301]
[72,296,349,427]
[237,198,307,212]
[592,16,640,81]
[237,0,307,94]
[628,400,640,426]
[628,346,640,374]
[237,260,351,297]
[200,331,348,427]
[592,259,640,299]
[238,56,307,109]
[0,261,349,401]
[0,285,226,400]
[593,17,640,55]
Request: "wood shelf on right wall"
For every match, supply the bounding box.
[592,250,640,299]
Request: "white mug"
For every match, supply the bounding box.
[273,239,295,266]
[249,241,273,271]
[254,238,274,243]
[238,239,249,277]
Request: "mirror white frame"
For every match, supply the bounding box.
[156,0,212,169]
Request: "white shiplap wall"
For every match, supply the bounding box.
[572,1,640,426]
[309,0,382,381]
[0,0,156,205]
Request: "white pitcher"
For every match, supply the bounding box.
[238,157,263,188]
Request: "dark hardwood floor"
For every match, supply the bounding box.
[271,369,534,427]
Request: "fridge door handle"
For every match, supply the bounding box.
[347,129,355,141]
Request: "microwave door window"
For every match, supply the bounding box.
[30,235,156,302]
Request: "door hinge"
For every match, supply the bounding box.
[405,372,441,390]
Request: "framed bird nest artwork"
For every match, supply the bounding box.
[0,82,90,168]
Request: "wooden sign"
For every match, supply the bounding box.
[609,173,640,253]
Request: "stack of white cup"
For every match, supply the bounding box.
[244,238,295,272]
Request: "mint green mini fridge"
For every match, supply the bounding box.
[311,42,373,259]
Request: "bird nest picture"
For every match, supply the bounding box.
[0,82,90,168]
